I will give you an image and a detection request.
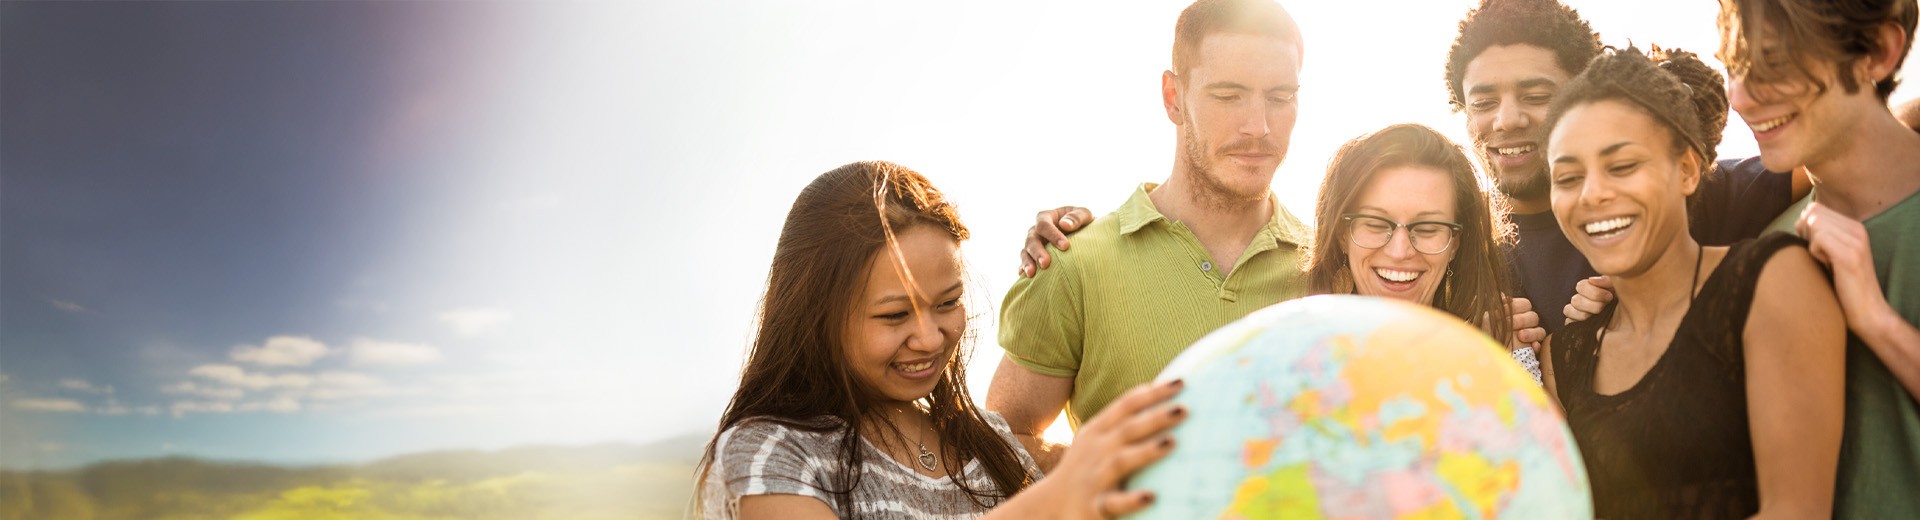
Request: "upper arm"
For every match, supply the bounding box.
[987,356,1074,436]
[738,494,838,520]
[714,422,836,514]
[1744,245,1846,518]
[987,357,1073,473]
[998,253,1088,377]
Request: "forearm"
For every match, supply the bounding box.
[986,356,1076,473]
[1013,433,1068,474]
[981,479,1082,520]
[1859,310,1920,399]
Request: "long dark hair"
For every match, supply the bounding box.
[694,161,1032,516]
[1304,123,1516,346]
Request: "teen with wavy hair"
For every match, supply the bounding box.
[1540,47,1846,519]
[696,161,1184,519]
[1717,0,1920,516]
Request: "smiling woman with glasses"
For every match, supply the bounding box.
[1304,123,1542,379]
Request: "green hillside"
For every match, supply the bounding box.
[0,434,708,520]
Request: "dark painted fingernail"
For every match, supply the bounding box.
[1167,378,1184,390]
[1142,491,1155,505]
[1159,437,1174,449]
[1169,406,1186,418]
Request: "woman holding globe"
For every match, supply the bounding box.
[694,161,1187,519]
[1539,47,1845,518]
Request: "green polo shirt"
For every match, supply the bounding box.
[998,183,1311,429]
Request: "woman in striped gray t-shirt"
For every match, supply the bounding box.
[694,162,1187,520]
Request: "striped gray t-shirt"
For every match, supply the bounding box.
[705,411,1041,519]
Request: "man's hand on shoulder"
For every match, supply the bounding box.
[1021,206,1096,278]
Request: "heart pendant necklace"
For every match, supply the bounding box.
[915,441,938,471]
[904,409,938,472]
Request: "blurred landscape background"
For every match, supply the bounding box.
[8,1,1906,519]
[0,434,703,519]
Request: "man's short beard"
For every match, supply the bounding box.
[1495,167,1550,203]
[1180,122,1274,210]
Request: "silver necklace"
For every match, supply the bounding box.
[895,408,938,471]
[915,438,938,471]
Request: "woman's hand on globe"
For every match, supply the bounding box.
[1049,379,1186,518]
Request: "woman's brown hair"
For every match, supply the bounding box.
[694,161,1031,515]
[1303,123,1516,346]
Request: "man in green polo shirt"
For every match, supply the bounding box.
[985,0,1311,469]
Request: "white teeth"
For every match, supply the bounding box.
[1374,268,1420,282]
[894,361,933,372]
[1496,145,1535,156]
[1583,216,1635,236]
[1751,114,1794,132]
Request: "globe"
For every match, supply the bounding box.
[1125,295,1591,519]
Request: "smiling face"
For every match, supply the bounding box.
[1548,99,1702,277]
[1462,44,1573,204]
[1172,32,1302,203]
[1728,53,1882,173]
[842,225,967,404]
[1343,165,1458,306]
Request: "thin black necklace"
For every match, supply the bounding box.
[1596,240,1703,352]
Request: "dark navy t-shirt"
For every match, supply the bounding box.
[1508,157,1795,334]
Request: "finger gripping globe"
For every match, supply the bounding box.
[1125,295,1591,519]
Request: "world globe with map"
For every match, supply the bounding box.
[1125,295,1591,519]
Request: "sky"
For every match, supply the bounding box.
[3,0,1916,470]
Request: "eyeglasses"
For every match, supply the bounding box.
[1341,213,1462,255]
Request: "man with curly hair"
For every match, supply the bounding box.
[1446,0,1805,336]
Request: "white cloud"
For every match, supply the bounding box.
[237,397,301,413]
[347,338,442,366]
[59,378,113,395]
[170,400,235,418]
[0,373,9,384]
[230,336,330,366]
[161,381,246,400]
[188,364,313,390]
[437,308,512,337]
[307,371,390,400]
[13,398,86,412]
[49,300,86,313]
[374,403,492,417]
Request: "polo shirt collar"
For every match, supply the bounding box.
[1116,183,1310,249]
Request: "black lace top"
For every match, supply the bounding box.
[1550,233,1804,519]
